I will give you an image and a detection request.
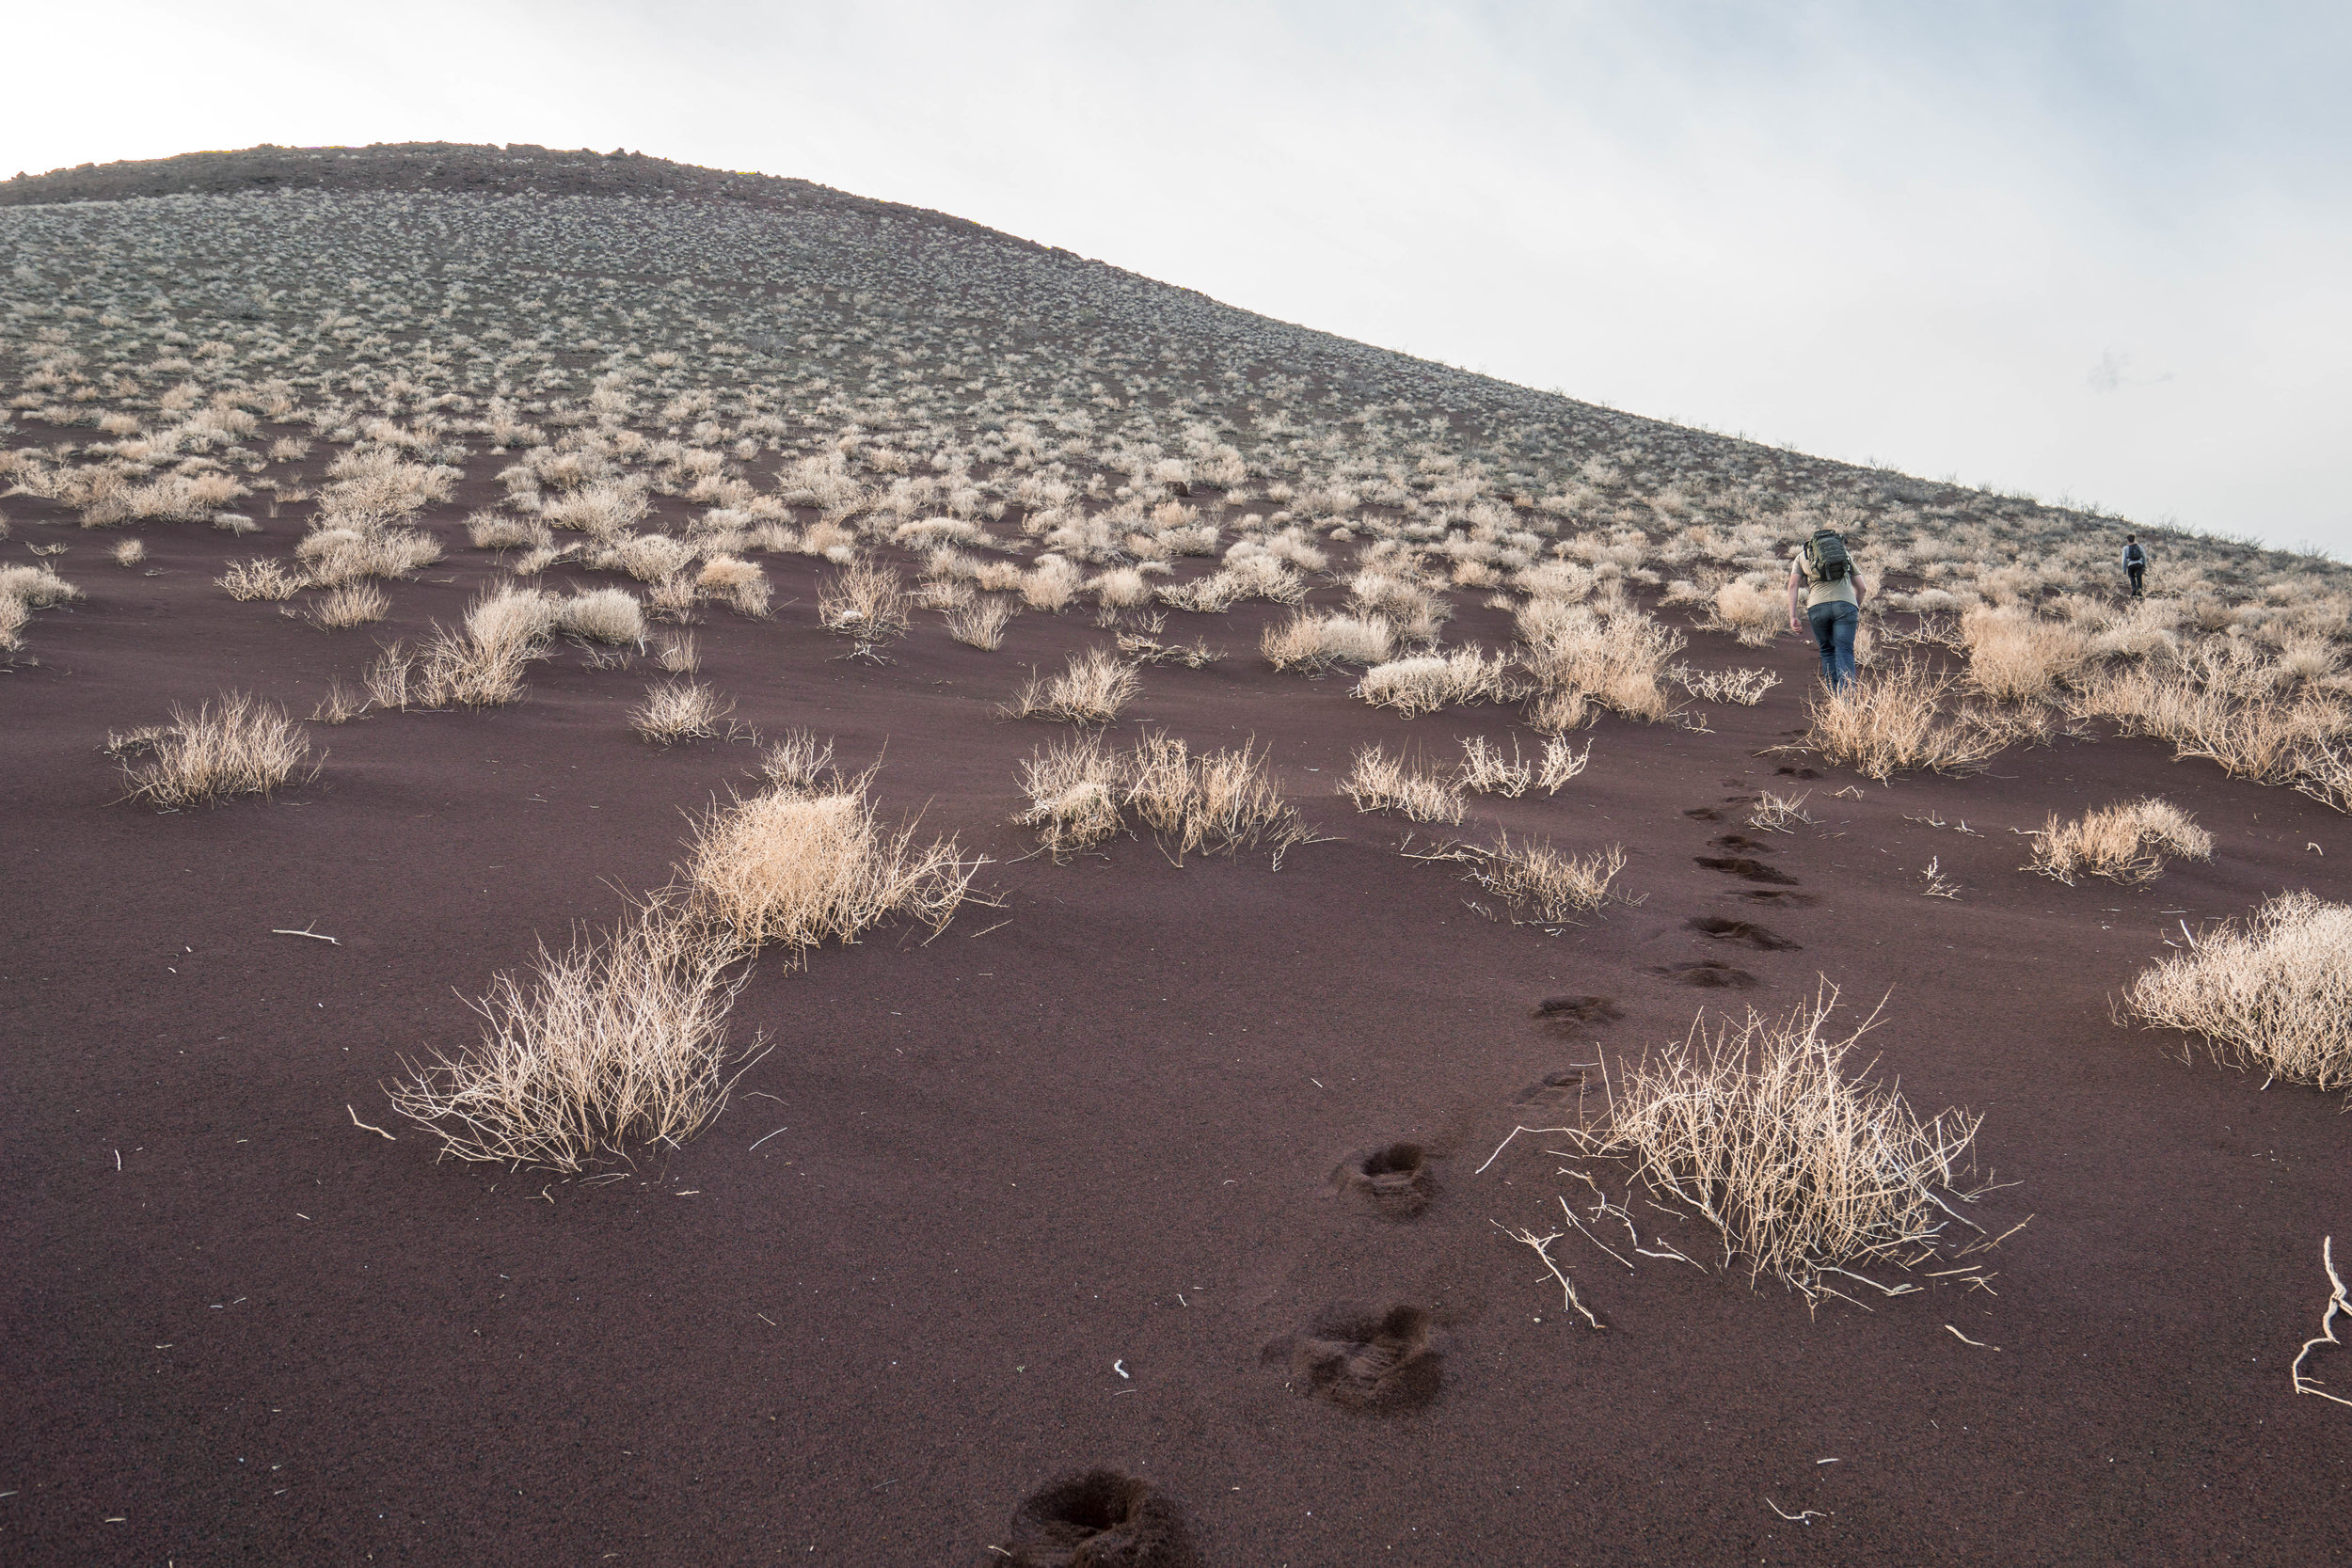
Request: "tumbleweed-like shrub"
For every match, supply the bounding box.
[1585,990,1989,1296]
[2124,891,2352,1091]
[116,690,318,808]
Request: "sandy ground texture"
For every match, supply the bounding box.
[4,469,2349,1566]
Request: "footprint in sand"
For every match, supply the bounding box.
[1649,959,1760,988]
[1531,993,1621,1025]
[1694,855,1800,885]
[1330,1142,1436,1219]
[1264,1303,1443,1413]
[1685,915,1802,951]
[995,1470,1200,1568]
[1708,833,1778,854]
[1510,1069,1587,1107]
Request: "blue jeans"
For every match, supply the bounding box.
[1807,601,1859,690]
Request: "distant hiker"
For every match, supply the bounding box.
[2122,534,2146,598]
[1788,527,1866,691]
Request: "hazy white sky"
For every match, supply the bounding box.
[10,2,2347,551]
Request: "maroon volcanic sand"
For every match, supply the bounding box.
[5,463,2350,1565]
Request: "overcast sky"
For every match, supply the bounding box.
[11,2,2347,553]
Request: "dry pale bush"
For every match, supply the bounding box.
[681,785,977,956]
[1518,599,1685,726]
[819,560,912,638]
[468,511,548,551]
[0,594,28,655]
[117,690,318,808]
[1672,663,1780,705]
[1020,556,1083,611]
[558,587,647,645]
[112,537,147,567]
[2068,644,2352,811]
[1707,579,1785,646]
[644,574,699,623]
[946,595,1018,650]
[1456,735,1534,797]
[296,526,441,586]
[2124,891,2352,1090]
[697,555,771,617]
[1462,835,1626,921]
[294,582,389,630]
[393,587,559,709]
[1122,731,1306,862]
[1800,660,2001,780]
[629,680,740,745]
[310,679,368,724]
[597,531,697,583]
[1748,790,1817,832]
[1342,744,1466,823]
[388,898,755,1171]
[1,563,84,608]
[1007,647,1138,724]
[216,558,304,601]
[1535,736,1594,794]
[1016,731,1306,862]
[2028,798,2212,885]
[656,633,700,673]
[1263,610,1394,671]
[1579,990,1990,1298]
[1090,566,1153,607]
[761,730,841,796]
[1962,606,2092,703]
[1355,647,1518,718]
[1016,733,1128,857]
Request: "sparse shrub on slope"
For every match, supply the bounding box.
[115,690,318,807]
[388,897,755,1171]
[1581,990,1992,1299]
[2027,799,2212,885]
[1341,744,1465,824]
[1518,599,1684,730]
[2125,892,2352,1091]
[1355,647,1518,718]
[1007,647,1138,724]
[1015,730,1306,862]
[1800,659,2002,780]
[682,784,978,956]
[1962,605,2092,703]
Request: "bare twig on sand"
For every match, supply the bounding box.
[347,1103,397,1140]
[2291,1236,2351,1407]
[274,924,341,944]
[1494,1219,1603,1329]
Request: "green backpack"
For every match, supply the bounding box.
[1804,529,1852,583]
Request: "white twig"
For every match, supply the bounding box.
[1494,1220,1603,1329]
[1943,1323,1999,1350]
[2291,1236,2352,1407]
[273,925,341,944]
[346,1103,396,1140]
[1475,1124,1578,1176]
[1766,1499,1825,1523]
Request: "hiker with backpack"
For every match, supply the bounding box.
[1787,528,1866,691]
[2122,535,2147,598]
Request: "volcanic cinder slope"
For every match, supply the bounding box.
[3,144,2348,1566]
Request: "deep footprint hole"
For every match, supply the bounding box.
[1650,959,1759,988]
[1687,915,1802,951]
[1267,1302,1443,1413]
[1694,855,1800,885]
[1002,1469,1198,1568]
[1532,993,1621,1024]
[1333,1142,1434,1218]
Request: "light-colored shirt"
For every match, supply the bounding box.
[1792,547,1858,610]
